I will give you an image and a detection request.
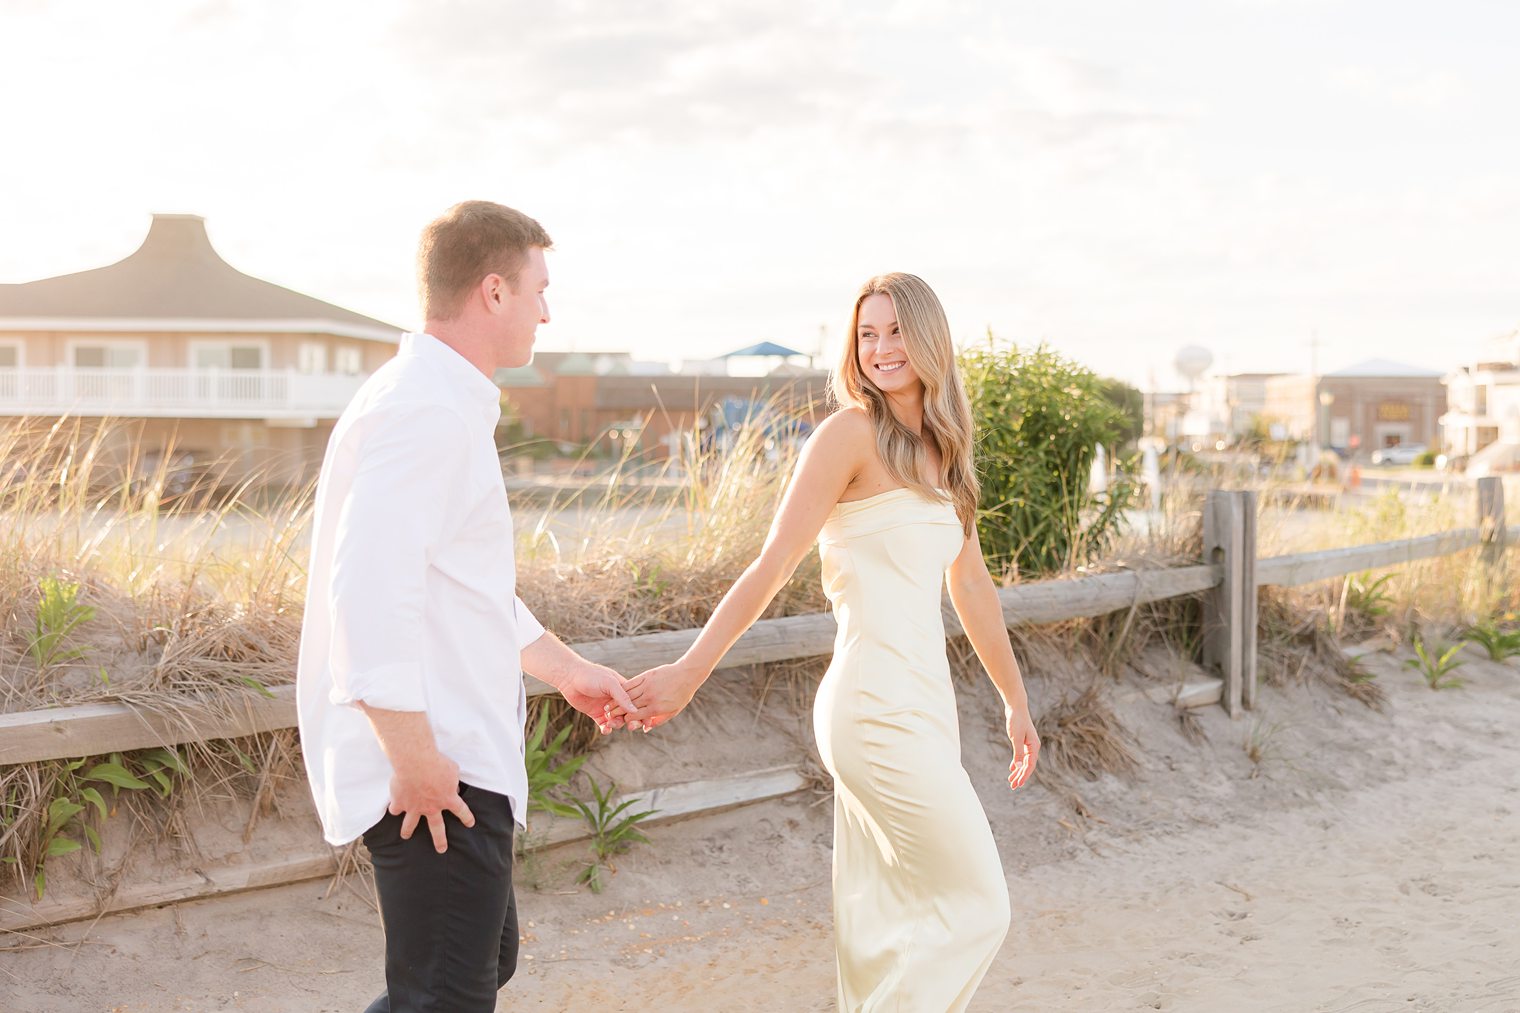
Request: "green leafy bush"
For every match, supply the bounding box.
[960,340,1135,579]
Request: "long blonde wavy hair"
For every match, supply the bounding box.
[830,273,980,535]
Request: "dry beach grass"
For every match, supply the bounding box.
[0,414,1514,942]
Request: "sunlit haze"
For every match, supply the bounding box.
[4,0,1517,388]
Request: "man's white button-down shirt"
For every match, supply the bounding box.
[297,332,545,845]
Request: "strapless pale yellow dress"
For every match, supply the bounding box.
[814,488,1011,1012]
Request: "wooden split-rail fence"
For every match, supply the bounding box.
[1,478,1511,931]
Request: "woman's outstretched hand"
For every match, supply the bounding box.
[607,661,707,732]
[1005,702,1040,790]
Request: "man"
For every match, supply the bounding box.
[296,201,643,1012]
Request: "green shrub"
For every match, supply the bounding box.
[959,339,1135,579]
[1413,450,1437,468]
[1098,377,1145,450]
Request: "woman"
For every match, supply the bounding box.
[621,273,1039,1010]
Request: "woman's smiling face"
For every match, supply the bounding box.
[856,292,921,395]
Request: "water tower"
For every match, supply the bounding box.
[1173,345,1214,448]
[1174,345,1213,393]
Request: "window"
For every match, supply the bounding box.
[73,344,143,368]
[191,342,265,370]
[334,346,362,375]
[0,343,19,368]
[298,342,329,374]
[1475,384,1489,416]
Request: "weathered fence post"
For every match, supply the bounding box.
[1477,476,1507,569]
[1240,490,1259,710]
[1203,490,1259,717]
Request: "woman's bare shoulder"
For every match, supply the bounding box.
[812,406,873,442]
[805,407,873,459]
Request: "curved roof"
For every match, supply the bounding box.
[1325,358,1442,379]
[0,214,401,342]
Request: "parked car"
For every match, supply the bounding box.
[1370,443,1427,467]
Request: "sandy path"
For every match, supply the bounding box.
[4,649,1518,1011]
[995,747,1520,1012]
[514,735,1520,1012]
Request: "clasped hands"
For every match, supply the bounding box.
[383,657,700,855]
[570,658,704,736]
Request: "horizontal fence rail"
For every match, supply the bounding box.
[2,516,1513,768]
[0,565,1216,766]
[1255,529,1483,587]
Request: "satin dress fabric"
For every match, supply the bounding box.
[814,488,1011,1011]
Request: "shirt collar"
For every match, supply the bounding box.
[401,332,503,420]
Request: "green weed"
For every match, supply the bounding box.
[525,705,589,819]
[5,749,190,899]
[569,776,657,894]
[28,576,96,670]
[1405,637,1467,690]
[1335,572,1395,631]
[1464,621,1520,662]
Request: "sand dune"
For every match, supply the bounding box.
[4,645,1518,1012]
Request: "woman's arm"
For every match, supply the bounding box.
[946,527,1041,789]
[621,411,870,728]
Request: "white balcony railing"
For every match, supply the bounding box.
[0,366,368,420]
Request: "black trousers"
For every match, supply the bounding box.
[361,783,518,1013]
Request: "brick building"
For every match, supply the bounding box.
[495,353,829,460]
[1262,359,1446,454]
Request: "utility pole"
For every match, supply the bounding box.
[1307,329,1324,446]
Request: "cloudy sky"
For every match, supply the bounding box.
[3,0,1516,387]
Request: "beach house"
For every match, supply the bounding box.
[0,213,401,485]
[1441,328,1520,474]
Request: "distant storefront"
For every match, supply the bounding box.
[1262,359,1445,454]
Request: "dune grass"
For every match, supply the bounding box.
[0,418,317,896]
[0,414,1512,901]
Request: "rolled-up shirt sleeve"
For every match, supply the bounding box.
[327,405,471,712]
[514,595,546,647]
